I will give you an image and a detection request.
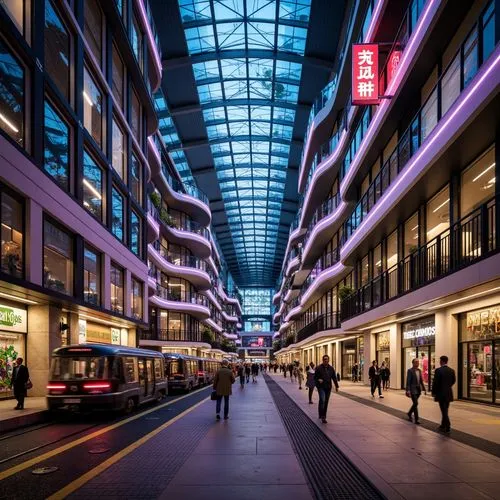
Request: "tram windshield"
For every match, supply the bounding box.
[50,356,110,380]
[166,360,183,378]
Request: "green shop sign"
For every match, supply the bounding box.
[0,305,27,332]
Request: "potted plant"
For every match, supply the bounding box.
[150,192,161,209]
[338,285,354,303]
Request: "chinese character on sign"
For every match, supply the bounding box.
[387,49,402,86]
[352,44,379,105]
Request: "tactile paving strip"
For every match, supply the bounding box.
[265,375,386,500]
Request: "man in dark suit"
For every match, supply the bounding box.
[432,355,456,433]
[314,354,339,424]
[368,360,383,398]
[406,358,426,424]
[10,357,30,410]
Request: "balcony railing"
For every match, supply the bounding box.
[341,196,497,321]
[147,199,160,221]
[141,329,202,342]
[155,284,209,307]
[161,165,209,206]
[343,0,496,242]
[296,312,341,343]
[301,247,340,296]
[302,192,341,251]
[153,241,208,272]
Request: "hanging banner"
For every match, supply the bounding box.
[352,43,379,105]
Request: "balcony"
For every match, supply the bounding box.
[296,312,341,344]
[150,284,210,320]
[341,196,498,321]
[146,200,160,243]
[140,329,203,343]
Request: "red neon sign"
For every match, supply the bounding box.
[352,43,379,105]
[387,49,402,87]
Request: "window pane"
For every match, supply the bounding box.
[112,44,124,109]
[2,0,24,33]
[83,151,103,220]
[84,247,100,306]
[131,279,143,320]
[130,88,141,143]
[130,154,142,202]
[482,3,495,63]
[0,38,24,145]
[373,244,382,276]
[404,213,419,256]
[441,54,460,116]
[83,67,103,148]
[112,118,125,180]
[420,87,437,143]
[44,0,70,100]
[461,147,495,216]
[131,211,141,257]
[44,100,69,190]
[427,186,450,241]
[84,0,103,68]
[44,220,73,295]
[111,187,124,241]
[463,27,478,88]
[387,230,398,268]
[110,264,124,314]
[131,16,143,70]
[1,192,23,278]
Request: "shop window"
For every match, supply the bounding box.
[360,254,369,285]
[1,191,23,278]
[0,330,25,399]
[43,219,73,295]
[112,43,125,109]
[131,15,143,70]
[130,87,141,144]
[84,0,103,68]
[83,246,100,306]
[111,187,124,241]
[461,147,495,216]
[130,210,141,257]
[131,278,143,320]
[44,100,70,190]
[373,244,382,276]
[130,153,142,203]
[0,38,25,146]
[83,66,103,149]
[426,186,450,241]
[110,264,123,314]
[421,86,438,144]
[83,150,103,220]
[44,0,70,101]
[404,212,419,257]
[111,118,126,181]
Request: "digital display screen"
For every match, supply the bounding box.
[241,336,272,348]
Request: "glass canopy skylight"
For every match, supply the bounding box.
[178,0,311,285]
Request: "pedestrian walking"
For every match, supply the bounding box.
[314,355,339,424]
[432,355,456,433]
[297,367,304,389]
[283,363,287,378]
[368,360,384,398]
[213,360,235,420]
[380,362,391,390]
[251,362,259,383]
[10,357,30,410]
[288,363,294,379]
[245,363,251,383]
[237,365,245,388]
[405,358,426,424]
[292,364,298,383]
[306,362,315,404]
[351,363,358,382]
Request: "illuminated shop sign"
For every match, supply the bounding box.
[241,336,272,348]
[402,317,436,340]
[352,43,379,105]
[247,350,268,356]
[0,305,27,333]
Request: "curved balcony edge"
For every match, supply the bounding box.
[222,311,239,323]
[223,333,238,340]
[285,256,300,279]
[284,305,302,323]
[272,291,281,306]
[159,220,212,259]
[147,211,160,244]
[204,290,222,312]
[150,294,210,320]
[278,321,290,335]
[203,318,223,334]
[139,339,212,349]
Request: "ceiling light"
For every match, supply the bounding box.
[83,90,94,107]
[83,179,102,199]
[0,113,19,133]
[432,198,450,213]
[472,162,495,182]
[0,292,39,305]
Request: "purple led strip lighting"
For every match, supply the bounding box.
[151,295,210,316]
[341,49,500,259]
[300,261,345,308]
[136,0,162,76]
[168,225,211,248]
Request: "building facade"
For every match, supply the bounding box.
[274,0,500,405]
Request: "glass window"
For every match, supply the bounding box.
[0,38,25,145]
[83,151,103,220]
[83,246,100,306]
[131,16,143,69]
[426,186,450,241]
[482,2,495,63]
[112,43,124,109]
[84,0,103,68]
[2,0,24,34]
[83,66,103,148]
[110,264,124,314]
[130,211,141,257]
[130,87,141,143]
[111,187,124,241]
[441,53,460,116]
[387,230,398,269]
[360,255,369,285]
[373,244,382,276]
[44,0,70,101]
[463,26,478,88]
[130,154,142,203]
[131,278,143,320]
[421,87,438,143]
[1,191,23,278]
[44,100,69,190]
[461,147,495,216]
[111,118,126,181]
[404,213,419,256]
[43,219,73,295]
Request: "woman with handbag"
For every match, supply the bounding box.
[10,357,30,410]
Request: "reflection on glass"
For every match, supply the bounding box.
[130,211,141,257]
[112,118,125,181]
[84,0,103,68]
[130,87,141,143]
[110,264,123,314]
[44,101,69,190]
[111,187,124,241]
[83,67,103,148]
[404,213,419,257]
[43,220,73,295]
[2,0,24,33]
[426,186,450,241]
[1,192,23,278]
[131,279,143,320]
[112,44,124,109]
[130,154,142,203]
[83,151,103,220]
[83,246,99,306]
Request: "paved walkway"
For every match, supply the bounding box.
[70,377,313,499]
[270,372,500,500]
[0,397,47,433]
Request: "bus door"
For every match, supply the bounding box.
[146,359,154,396]
[138,358,147,397]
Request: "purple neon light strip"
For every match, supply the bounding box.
[204,318,223,333]
[341,0,439,195]
[342,50,500,259]
[151,295,210,317]
[300,262,345,309]
[205,290,222,311]
[168,224,211,250]
[297,0,385,191]
[136,0,162,77]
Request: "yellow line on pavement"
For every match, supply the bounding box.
[0,387,208,482]
[47,397,209,500]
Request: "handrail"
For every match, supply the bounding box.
[155,283,209,307]
[141,329,202,342]
[161,164,209,206]
[296,312,341,343]
[301,246,340,296]
[153,241,208,272]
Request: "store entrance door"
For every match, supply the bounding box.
[403,345,435,392]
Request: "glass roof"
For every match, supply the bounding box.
[178,0,311,284]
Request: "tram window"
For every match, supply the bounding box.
[111,357,122,379]
[50,356,108,380]
[138,359,145,386]
[154,358,163,380]
[124,356,138,383]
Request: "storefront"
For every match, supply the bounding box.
[459,305,500,405]
[0,303,27,399]
[342,337,364,381]
[376,331,390,367]
[401,316,435,391]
